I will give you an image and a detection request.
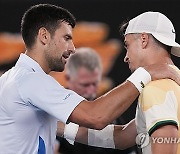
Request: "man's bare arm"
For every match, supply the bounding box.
[69,64,180,129]
[57,119,137,150]
[114,119,137,149]
[151,125,178,154]
[69,81,138,129]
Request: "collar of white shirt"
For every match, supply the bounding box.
[15,53,46,74]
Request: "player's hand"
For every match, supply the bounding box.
[144,63,180,85]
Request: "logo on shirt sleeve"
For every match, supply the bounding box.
[63,93,73,100]
[140,81,145,88]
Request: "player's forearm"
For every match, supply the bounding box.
[57,121,137,150]
[75,126,88,144]
[57,121,65,137]
[90,81,138,129]
[79,120,136,150]
[69,67,150,129]
[69,81,138,129]
[58,122,116,148]
[114,119,137,149]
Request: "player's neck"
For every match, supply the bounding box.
[144,49,174,66]
[25,50,51,74]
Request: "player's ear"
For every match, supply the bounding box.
[38,27,50,45]
[141,32,149,49]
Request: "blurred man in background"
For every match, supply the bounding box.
[65,47,102,101]
[56,47,125,153]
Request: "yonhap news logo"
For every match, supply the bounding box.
[136,133,150,148]
[136,132,180,148]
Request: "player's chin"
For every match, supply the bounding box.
[128,66,133,72]
[59,65,65,72]
[52,64,65,72]
[85,95,96,101]
[129,64,136,73]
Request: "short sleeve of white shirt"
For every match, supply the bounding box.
[18,72,85,123]
[139,79,179,135]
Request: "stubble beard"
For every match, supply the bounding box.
[47,54,65,72]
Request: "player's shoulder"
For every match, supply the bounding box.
[144,64,180,93]
[143,64,180,95]
[145,78,177,92]
[139,79,179,111]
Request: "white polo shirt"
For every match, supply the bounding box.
[136,66,180,154]
[0,54,85,154]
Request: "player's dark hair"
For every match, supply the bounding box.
[21,4,76,49]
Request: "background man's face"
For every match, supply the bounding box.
[67,67,101,100]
